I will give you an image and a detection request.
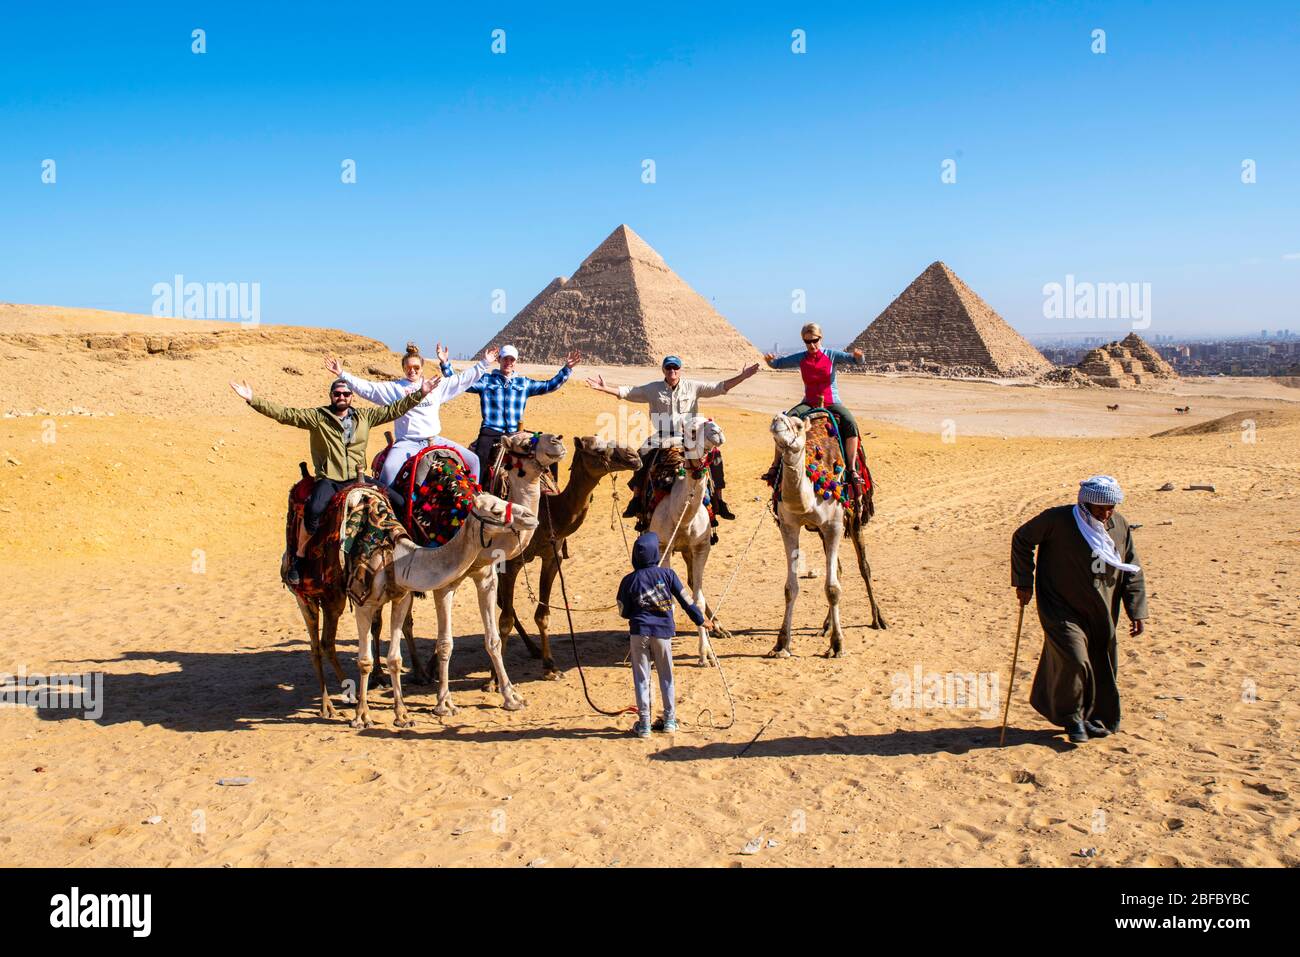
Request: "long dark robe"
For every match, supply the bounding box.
[1010,505,1148,728]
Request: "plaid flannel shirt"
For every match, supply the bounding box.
[442,361,571,433]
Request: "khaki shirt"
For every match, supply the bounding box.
[617,377,727,448]
[248,389,425,480]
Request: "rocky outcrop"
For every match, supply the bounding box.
[479,225,762,368]
[848,262,1051,378]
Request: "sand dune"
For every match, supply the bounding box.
[1,305,1296,867]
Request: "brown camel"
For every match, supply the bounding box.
[496,436,642,678]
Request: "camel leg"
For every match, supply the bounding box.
[401,601,431,685]
[295,596,337,719]
[352,601,377,729]
[533,553,561,679]
[495,560,524,661]
[386,593,415,728]
[365,606,390,689]
[822,521,846,658]
[474,567,526,710]
[850,519,888,630]
[320,592,352,694]
[768,521,800,658]
[431,588,458,717]
[684,545,713,667]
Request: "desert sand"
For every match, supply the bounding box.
[1,306,1297,867]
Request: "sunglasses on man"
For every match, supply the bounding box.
[331,390,352,398]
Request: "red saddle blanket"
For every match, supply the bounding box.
[768,409,875,520]
[391,446,481,547]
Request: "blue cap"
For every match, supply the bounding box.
[662,355,682,369]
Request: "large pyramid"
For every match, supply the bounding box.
[849,262,1052,378]
[479,225,762,368]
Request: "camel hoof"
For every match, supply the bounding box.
[542,666,562,681]
[432,702,457,717]
[823,647,845,659]
[872,618,888,630]
[481,679,500,693]
[319,700,338,720]
[393,713,415,729]
[350,713,374,729]
[766,647,792,659]
[696,656,713,668]
[710,627,733,641]
[502,695,527,711]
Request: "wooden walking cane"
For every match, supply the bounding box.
[999,604,1027,747]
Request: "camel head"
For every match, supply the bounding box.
[471,493,540,532]
[574,436,642,475]
[502,431,567,470]
[770,413,808,457]
[682,416,725,460]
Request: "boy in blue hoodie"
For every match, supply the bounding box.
[616,532,711,738]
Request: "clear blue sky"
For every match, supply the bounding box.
[2,1,1297,353]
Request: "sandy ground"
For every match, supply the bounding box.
[1,308,1297,867]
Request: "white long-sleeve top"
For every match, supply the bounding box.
[341,361,486,442]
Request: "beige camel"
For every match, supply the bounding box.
[768,413,886,658]
[648,416,729,667]
[349,491,538,728]
[497,436,642,678]
[423,432,567,715]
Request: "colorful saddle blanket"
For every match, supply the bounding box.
[769,408,875,520]
[282,482,408,600]
[635,446,716,533]
[391,446,482,547]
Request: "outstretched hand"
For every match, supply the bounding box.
[419,376,438,395]
[763,352,777,365]
[323,356,342,377]
[230,380,253,402]
[742,362,760,378]
[483,346,499,364]
[436,343,450,363]
[565,350,582,369]
[586,374,606,389]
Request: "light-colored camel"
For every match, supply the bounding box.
[496,436,642,678]
[647,416,730,667]
[350,491,538,728]
[421,432,567,715]
[768,413,886,659]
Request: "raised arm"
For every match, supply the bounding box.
[764,351,804,371]
[526,364,572,396]
[236,385,319,429]
[367,378,436,425]
[825,347,865,367]
[584,373,624,398]
[439,358,490,402]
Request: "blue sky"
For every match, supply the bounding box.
[2,1,1297,353]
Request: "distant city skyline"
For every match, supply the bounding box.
[2,2,1297,355]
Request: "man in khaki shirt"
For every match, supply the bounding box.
[230,374,436,583]
[587,355,758,520]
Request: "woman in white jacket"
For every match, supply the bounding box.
[324,341,497,486]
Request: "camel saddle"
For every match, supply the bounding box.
[633,446,717,536]
[282,479,409,602]
[390,445,482,548]
[768,408,875,523]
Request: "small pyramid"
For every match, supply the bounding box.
[480,225,762,367]
[1074,332,1177,387]
[849,262,1051,377]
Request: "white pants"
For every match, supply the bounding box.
[379,436,479,487]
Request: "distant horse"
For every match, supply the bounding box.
[1106,404,1119,411]
[1175,406,1191,414]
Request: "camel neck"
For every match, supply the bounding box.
[555,462,601,525]
[780,446,814,511]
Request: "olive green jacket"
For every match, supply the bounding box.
[248,389,425,480]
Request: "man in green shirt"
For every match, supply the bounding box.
[231,374,435,583]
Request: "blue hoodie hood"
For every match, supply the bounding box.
[632,532,660,569]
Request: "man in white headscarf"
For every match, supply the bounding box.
[1010,475,1148,743]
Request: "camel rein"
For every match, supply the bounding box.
[543,496,637,717]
